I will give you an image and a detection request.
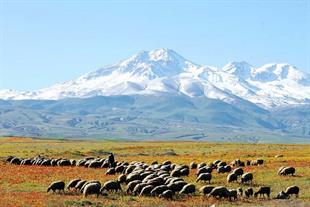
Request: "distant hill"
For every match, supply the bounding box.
[0,95,309,143]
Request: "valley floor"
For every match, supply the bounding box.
[0,137,310,207]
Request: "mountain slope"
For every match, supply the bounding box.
[0,49,310,109]
[1,95,309,143]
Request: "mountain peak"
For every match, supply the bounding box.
[124,48,186,64]
[148,48,185,62]
[223,61,254,79]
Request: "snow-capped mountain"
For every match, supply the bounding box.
[1,48,310,108]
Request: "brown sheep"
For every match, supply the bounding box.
[279,167,296,176]
[74,180,87,191]
[254,186,271,198]
[275,191,290,199]
[233,167,244,177]
[106,168,116,175]
[245,187,254,198]
[167,181,187,193]
[139,185,154,196]
[150,185,169,196]
[241,172,253,184]
[83,183,101,197]
[66,179,81,190]
[229,189,238,201]
[179,183,195,195]
[285,185,299,198]
[227,173,238,183]
[133,183,149,196]
[126,180,142,194]
[101,180,122,192]
[47,181,65,194]
[208,186,230,199]
[159,190,174,200]
[196,173,212,183]
[199,185,215,195]
[118,174,127,184]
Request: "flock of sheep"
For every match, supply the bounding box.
[5,155,300,202]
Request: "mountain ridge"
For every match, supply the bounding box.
[1,48,310,109]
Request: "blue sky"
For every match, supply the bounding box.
[0,0,309,90]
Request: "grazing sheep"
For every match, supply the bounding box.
[162,160,171,165]
[227,173,238,183]
[224,165,232,173]
[140,185,154,196]
[196,173,212,183]
[66,179,81,190]
[41,160,51,166]
[170,169,181,177]
[101,180,122,192]
[179,183,195,195]
[83,183,101,197]
[150,185,169,196]
[180,168,189,176]
[10,157,22,165]
[147,177,165,187]
[237,187,243,196]
[80,180,101,193]
[106,168,116,175]
[133,183,149,196]
[275,191,290,199]
[197,167,212,176]
[241,172,253,184]
[159,190,174,200]
[21,158,32,165]
[6,156,14,163]
[217,161,227,167]
[167,181,187,193]
[229,189,238,201]
[75,180,87,191]
[190,162,197,169]
[199,185,214,195]
[197,162,206,169]
[233,167,244,177]
[126,180,142,194]
[47,181,65,194]
[245,187,254,198]
[115,165,126,173]
[208,186,230,199]
[57,159,71,166]
[101,161,110,168]
[88,160,103,168]
[126,173,142,183]
[279,167,296,176]
[285,185,299,198]
[231,159,242,167]
[166,177,183,185]
[160,165,171,172]
[118,174,127,184]
[254,186,271,198]
[217,166,226,173]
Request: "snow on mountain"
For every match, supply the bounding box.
[1,48,310,108]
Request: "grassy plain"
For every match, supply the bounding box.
[0,137,309,207]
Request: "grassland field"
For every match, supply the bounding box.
[0,137,309,207]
